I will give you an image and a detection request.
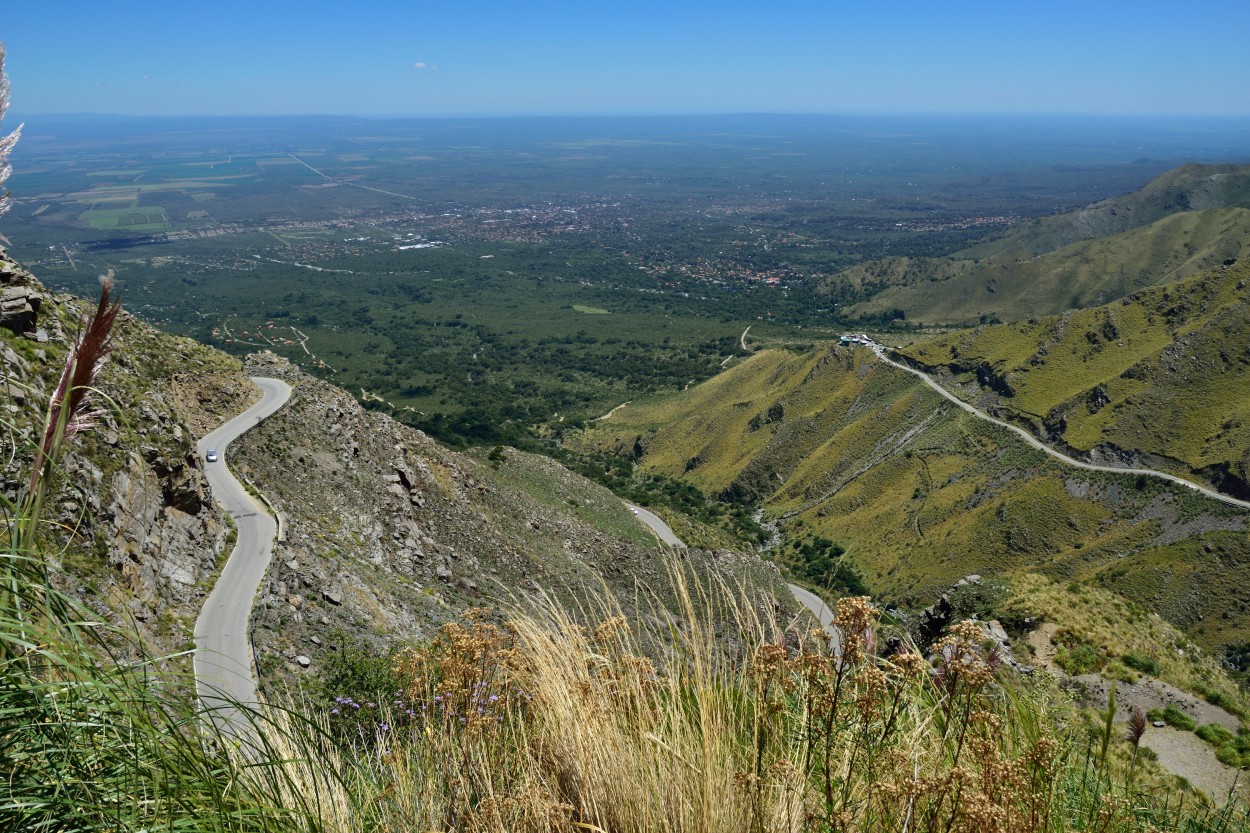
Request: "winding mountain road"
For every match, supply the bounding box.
[786,583,837,641]
[627,505,685,547]
[194,377,292,734]
[867,343,1250,511]
[198,343,1223,724]
[627,334,1250,647]
[627,505,840,644]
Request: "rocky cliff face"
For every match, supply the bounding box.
[0,257,45,338]
[1,251,255,655]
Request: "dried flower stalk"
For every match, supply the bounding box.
[16,272,121,552]
[0,41,24,221]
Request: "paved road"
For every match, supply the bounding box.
[628,504,685,547]
[194,377,292,735]
[787,582,840,645]
[869,344,1250,512]
[627,504,841,644]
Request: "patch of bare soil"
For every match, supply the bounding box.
[1028,623,1247,802]
[1072,674,1241,732]
[170,370,259,437]
[1027,622,1060,672]
[1141,727,1248,802]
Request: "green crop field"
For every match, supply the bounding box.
[79,206,169,231]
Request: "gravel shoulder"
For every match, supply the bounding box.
[1141,729,1247,801]
[1029,622,1247,802]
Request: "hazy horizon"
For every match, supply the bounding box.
[4,1,1249,119]
[11,110,1250,121]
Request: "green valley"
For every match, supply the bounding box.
[7,10,1250,827]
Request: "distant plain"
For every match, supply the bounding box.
[5,113,1249,445]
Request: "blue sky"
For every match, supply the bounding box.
[3,0,1249,117]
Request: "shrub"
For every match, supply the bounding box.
[1195,682,1248,718]
[1103,660,1139,684]
[1213,732,1250,768]
[1195,723,1235,746]
[1121,652,1161,676]
[1160,703,1197,731]
[1055,642,1103,675]
[948,577,1010,622]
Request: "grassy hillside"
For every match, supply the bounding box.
[847,206,1250,324]
[835,163,1250,324]
[574,340,1250,657]
[897,259,1250,499]
[964,163,1250,260]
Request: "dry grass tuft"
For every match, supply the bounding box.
[247,565,1250,833]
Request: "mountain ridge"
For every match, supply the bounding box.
[576,320,1250,655]
[896,258,1250,500]
[837,163,1250,324]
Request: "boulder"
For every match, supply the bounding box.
[0,286,41,335]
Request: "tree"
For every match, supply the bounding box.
[0,42,24,222]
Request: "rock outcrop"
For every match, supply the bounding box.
[0,250,255,655]
[0,257,42,336]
